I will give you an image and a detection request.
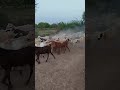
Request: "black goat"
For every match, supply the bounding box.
[35,45,55,64]
[0,46,34,89]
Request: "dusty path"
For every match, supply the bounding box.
[35,41,85,90]
[0,41,85,90]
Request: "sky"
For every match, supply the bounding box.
[35,0,85,24]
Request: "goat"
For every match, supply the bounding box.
[35,45,55,64]
[0,46,34,89]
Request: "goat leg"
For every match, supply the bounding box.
[46,53,49,62]
[2,66,12,88]
[36,54,40,64]
[50,52,55,59]
[25,64,33,85]
[66,46,70,52]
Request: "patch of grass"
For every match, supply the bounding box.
[35,28,58,37]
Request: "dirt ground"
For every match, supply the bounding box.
[0,40,85,90]
[35,40,85,90]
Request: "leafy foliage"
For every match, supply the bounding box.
[37,22,50,29]
[35,11,85,37]
[35,11,85,30]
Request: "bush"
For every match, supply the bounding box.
[37,22,50,29]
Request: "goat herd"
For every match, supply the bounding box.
[0,23,84,90]
[35,34,83,64]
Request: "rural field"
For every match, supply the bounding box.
[35,15,85,89]
[35,38,85,90]
[0,29,85,90]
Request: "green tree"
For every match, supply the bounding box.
[37,22,50,29]
[58,22,66,30]
[50,23,58,28]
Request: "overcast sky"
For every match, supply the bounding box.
[35,0,85,24]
